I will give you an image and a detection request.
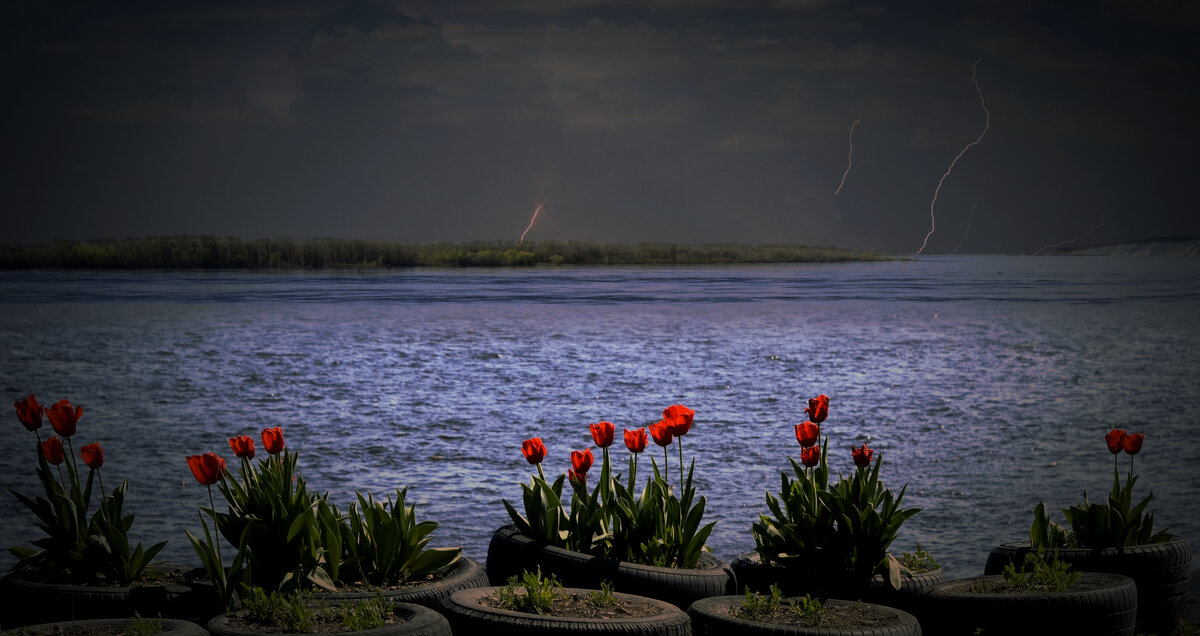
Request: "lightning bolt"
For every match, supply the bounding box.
[834,119,860,196]
[1032,223,1102,255]
[950,178,987,254]
[917,59,990,255]
[519,200,545,244]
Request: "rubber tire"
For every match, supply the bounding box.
[983,537,1191,636]
[486,524,735,609]
[316,556,489,611]
[206,601,451,636]
[730,552,944,615]
[442,586,692,635]
[687,596,922,636]
[0,572,195,628]
[3,618,208,635]
[923,572,1138,636]
[729,552,821,597]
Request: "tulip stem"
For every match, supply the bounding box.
[207,484,223,565]
[64,437,80,489]
[95,470,106,496]
[662,446,670,489]
[677,436,684,488]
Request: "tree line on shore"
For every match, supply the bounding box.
[0,236,892,269]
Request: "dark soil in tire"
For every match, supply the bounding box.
[442,586,691,635]
[924,572,1138,636]
[486,524,735,609]
[687,596,922,636]
[983,537,1191,636]
[205,601,451,636]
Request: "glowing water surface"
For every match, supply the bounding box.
[1,255,1198,579]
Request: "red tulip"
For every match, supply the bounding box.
[795,422,820,448]
[522,437,546,465]
[649,420,674,447]
[662,404,694,437]
[568,468,586,487]
[229,434,256,459]
[805,395,829,424]
[624,428,648,453]
[1122,433,1144,455]
[571,448,594,474]
[14,395,44,432]
[261,427,285,455]
[590,421,615,448]
[186,453,226,486]
[1105,429,1127,455]
[800,445,820,468]
[42,437,64,465]
[80,442,104,470]
[45,399,82,438]
[851,443,874,468]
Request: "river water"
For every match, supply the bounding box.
[2,255,1198,580]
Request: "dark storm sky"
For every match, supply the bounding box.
[2,0,1197,253]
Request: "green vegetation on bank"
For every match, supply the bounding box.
[0,236,892,269]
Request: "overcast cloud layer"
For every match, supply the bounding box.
[2,0,1197,253]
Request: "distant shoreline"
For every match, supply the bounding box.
[0,236,894,269]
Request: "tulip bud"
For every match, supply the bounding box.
[261,427,285,455]
[1105,429,1127,455]
[571,448,594,474]
[1122,432,1144,455]
[624,428,647,454]
[589,421,615,448]
[80,442,104,470]
[521,437,546,465]
[805,395,829,424]
[851,443,874,468]
[795,421,820,448]
[662,404,694,436]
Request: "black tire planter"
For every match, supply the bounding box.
[730,552,820,597]
[2,617,208,635]
[442,585,692,635]
[206,601,451,636]
[3,614,206,628]
[923,572,1137,636]
[0,570,198,628]
[730,552,944,616]
[486,524,735,609]
[315,556,489,611]
[687,596,922,636]
[983,537,1191,636]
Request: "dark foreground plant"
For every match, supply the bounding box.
[736,584,824,624]
[899,543,939,573]
[1000,550,1080,592]
[8,395,166,585]
[321,487,461,586]
[215,430,335,592]
[496,568,565,615]
[187,427,459,608]
[503,405,715,568]
[752,394,921,594]
[1030,428,1170,551]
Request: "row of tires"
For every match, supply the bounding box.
[1,576,1137,636]
[2,528,1191,635]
